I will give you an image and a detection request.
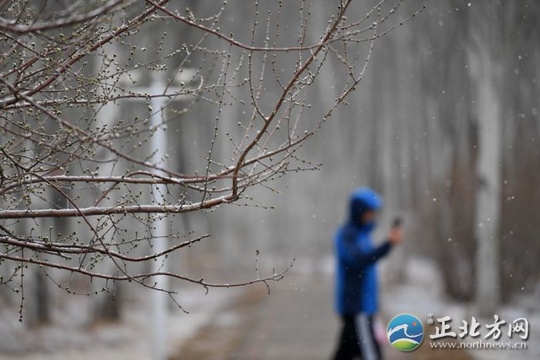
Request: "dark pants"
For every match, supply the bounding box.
[332,314,382,360]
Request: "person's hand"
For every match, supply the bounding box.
[388,226,403,245]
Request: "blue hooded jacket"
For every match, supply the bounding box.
[334,187,393,315]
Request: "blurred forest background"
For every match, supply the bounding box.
[171,0,540,306]
[0,0,539,356]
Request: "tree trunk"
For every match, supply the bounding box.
[93,280,122,321]
[468,33,503,315]
[26,268,51,326]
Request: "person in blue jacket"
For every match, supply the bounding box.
[332,187,403,360]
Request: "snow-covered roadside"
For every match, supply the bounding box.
[381,257,539,360]
[0,285,240,360]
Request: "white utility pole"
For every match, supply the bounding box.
[119,69,198,360]
[149,76,168,360]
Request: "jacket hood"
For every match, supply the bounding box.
[348,187,383,228]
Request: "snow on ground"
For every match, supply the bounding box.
[0,284,240,360]
[381,257,539,360]
[1,256,537,360]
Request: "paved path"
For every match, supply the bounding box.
[172,261,535,360]
[228,273,475,360]
[232,274,339,360]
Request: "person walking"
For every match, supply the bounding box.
[332,187,403,360]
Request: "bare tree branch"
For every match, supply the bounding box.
[0,0,418,308]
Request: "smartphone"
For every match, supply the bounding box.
[392,217,403,228]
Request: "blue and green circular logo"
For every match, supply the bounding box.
[387,313,424,352]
